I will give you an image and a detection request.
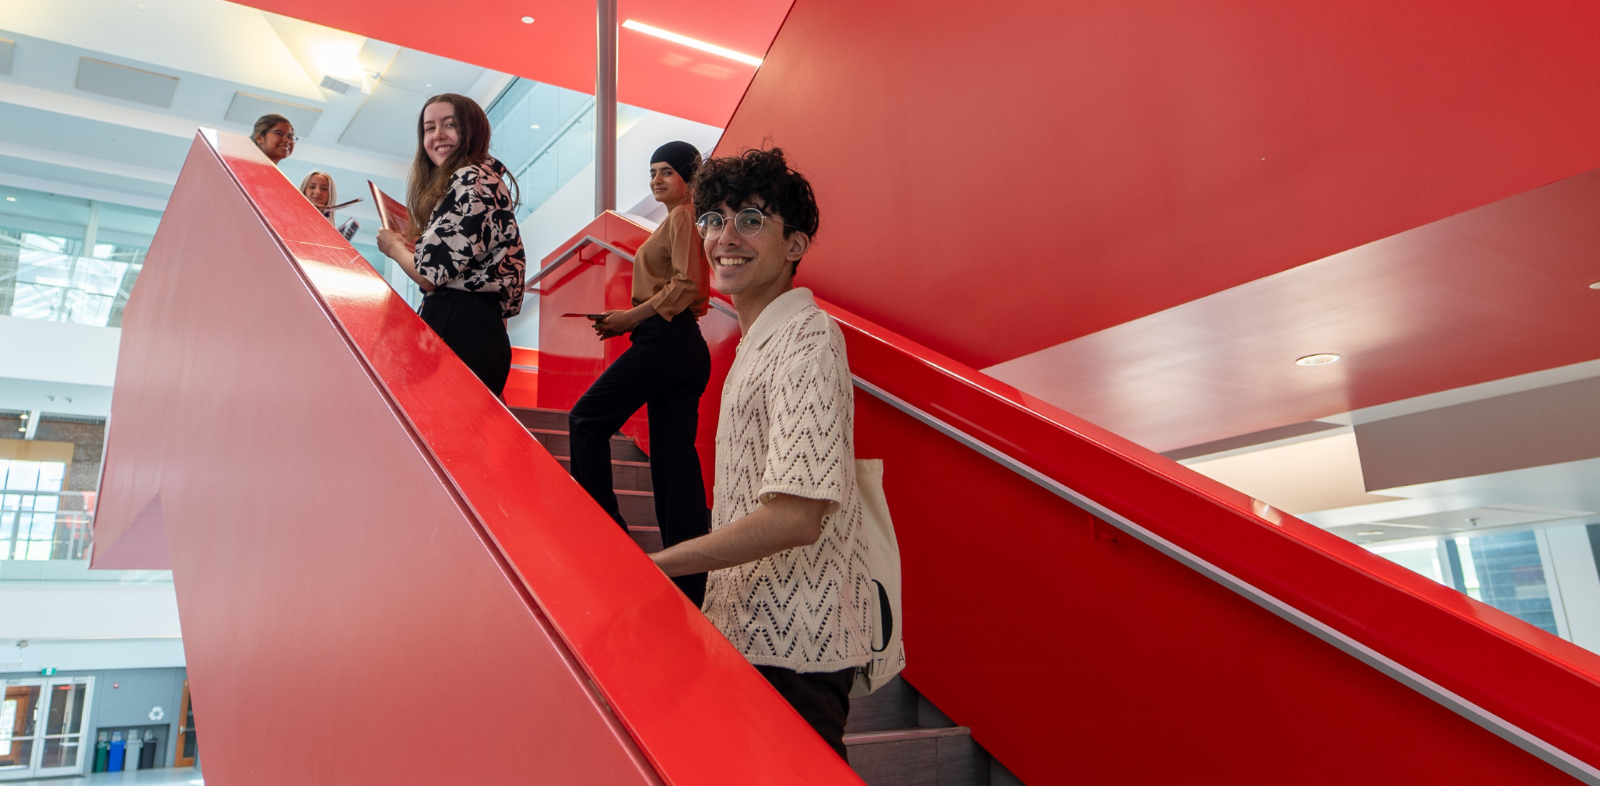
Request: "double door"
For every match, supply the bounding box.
[0,677,94,780]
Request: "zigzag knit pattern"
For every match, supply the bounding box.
[703,303,873,673]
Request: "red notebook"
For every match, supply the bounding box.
[369,181,414,250]
[368,180,409,232]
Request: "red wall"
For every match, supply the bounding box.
[717,0,1600,369]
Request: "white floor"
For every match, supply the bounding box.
[2,768,201,786]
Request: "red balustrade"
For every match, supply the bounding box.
[91,131,863,786]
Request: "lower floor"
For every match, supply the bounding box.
[3,767,200,786]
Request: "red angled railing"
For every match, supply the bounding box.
[91,131,863,785]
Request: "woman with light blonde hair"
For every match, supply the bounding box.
[299,171,337,222]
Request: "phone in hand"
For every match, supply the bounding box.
[561,313,607,320]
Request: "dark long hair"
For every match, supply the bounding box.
[405,94,516,239]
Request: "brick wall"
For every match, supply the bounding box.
[0,415,107,491]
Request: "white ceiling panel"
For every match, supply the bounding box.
[0,0,324,101]
[338,83,426,158]
[75,57,179,108]
[225,92,322,135]
[0,153,173,200]
[380,48,485,95]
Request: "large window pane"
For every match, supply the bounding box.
[0,229,144,326]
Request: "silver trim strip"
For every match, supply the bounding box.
[526,235,636,288]
[849,374,1600,783]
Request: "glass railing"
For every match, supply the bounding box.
[486,78,647,221]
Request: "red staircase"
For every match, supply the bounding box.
[90,130,1600,786]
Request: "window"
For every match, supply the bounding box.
[0,230,144,327]
[1370,531,1561,637]
[0,459,87,561]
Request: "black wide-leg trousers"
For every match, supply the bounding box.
[568,312,711,605]
[419,287,512,397]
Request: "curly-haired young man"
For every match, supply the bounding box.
[650,148,872,760]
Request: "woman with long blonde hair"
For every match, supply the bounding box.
[376,93,526,396]
[299,171,337,222]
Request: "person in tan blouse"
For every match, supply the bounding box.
[569,141,713,605]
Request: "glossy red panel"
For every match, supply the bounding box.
[93,132,862,785]
[986,167,1600,452]
[719,0,1600,381]
[819,296,1600,783]
[234,0,789,127]
[504,347,540,408]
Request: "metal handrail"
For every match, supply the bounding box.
[525,235,635,288]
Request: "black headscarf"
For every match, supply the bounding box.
[651,141,702,183]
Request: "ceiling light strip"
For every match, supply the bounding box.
[621,20,762,67]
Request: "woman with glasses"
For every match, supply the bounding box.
[568,141,713,606]
[375,93,525,397]
[251,114,295,166]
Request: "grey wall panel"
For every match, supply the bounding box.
[75,58,178,109]
[1356,375,1600,490]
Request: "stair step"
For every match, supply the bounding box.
[845,726,985,786]
[628,525,663,553]
[527,428,647,462]
[552,456,653,492]
[845,726,971,746]
[617,489,656,529]
[509,406,570,431]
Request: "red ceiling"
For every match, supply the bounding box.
[719,0,1600,370]
[984,167,1600,453]
[236,0,792,127]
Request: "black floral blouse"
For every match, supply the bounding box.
[415,157,526,318]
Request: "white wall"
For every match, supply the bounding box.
[1,580,180,641]
[1546,524,1600,653]
[0,314,121,387]
[0,576,184,670]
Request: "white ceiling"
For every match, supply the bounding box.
[1184,358,1600,545]
[0,0,511,243]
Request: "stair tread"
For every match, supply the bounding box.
[551,455,651,468]
[527,427,633,438]
[843,726,970,746]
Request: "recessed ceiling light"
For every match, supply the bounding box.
[424,83,432,88]
[621,19,763,66]
[4,197,14,202]
[530,124,540,129]
[1295,353,1342,366]
[1357,530,1384,536]
[521,16,534,23]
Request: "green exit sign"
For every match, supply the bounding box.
[39,667,56,676]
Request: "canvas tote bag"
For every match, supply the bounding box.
[851,458,906,697]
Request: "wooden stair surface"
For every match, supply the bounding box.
[510,405,1025,785]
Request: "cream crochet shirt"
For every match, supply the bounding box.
[702,288,873,673]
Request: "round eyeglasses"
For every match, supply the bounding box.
[696,208,784,238]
